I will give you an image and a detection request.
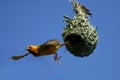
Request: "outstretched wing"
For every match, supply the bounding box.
[44,39,61,46]
[36,39,61,50]
[36,40,61,55]
[10,53,29,60]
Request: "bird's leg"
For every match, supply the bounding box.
[54,53,61,64]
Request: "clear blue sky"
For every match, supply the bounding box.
[0,0,120,80]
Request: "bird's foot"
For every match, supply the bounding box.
[54,54,62,64]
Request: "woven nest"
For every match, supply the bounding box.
[62,0,98,57]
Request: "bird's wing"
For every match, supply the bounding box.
[70,0,92,16]
[81,4,92,16]
[36,39,61,50]
[44,39,61,46]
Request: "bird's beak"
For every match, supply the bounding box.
[26,48,29,51]
[26,48,31,53]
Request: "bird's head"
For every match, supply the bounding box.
[26,45,38,53]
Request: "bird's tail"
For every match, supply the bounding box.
[10,53,29,60]
[60,41,69,47]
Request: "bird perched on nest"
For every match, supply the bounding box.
[62,0,98,57]
[69,0,92,16]
[10,39,69,64]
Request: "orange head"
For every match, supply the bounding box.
[26,45,38,54]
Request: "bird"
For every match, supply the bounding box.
[70,0,92,16]
[10,39,69,64]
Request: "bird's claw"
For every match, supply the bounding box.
[54,54,62,64]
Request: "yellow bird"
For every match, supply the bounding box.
[10,39,69,63]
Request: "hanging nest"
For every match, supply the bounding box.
[62,0,98,57]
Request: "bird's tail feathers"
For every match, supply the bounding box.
[60,41,69,47]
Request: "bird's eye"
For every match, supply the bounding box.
[29,46,32,49]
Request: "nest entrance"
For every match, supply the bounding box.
[63,33,87,57]
[65,34,85,45]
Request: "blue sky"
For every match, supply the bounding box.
[0,0,120,80]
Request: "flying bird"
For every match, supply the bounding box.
[10,39,69,64]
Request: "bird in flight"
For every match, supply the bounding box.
[10,39,69,64]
